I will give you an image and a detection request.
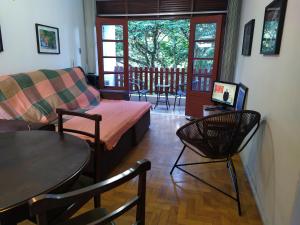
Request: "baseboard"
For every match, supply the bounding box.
[242,161,269,225]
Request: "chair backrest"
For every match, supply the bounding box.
[177,110,261,159]
[56,108,101,147]
[56,108,102,182]
[129,79,141,92]
[29,160,151,225]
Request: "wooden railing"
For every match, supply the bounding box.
[129,67,187,95]
[112,66,212,94]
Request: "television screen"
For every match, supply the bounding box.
[212,81,237,107]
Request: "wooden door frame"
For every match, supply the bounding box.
[96,17,129,90]
[186,15,225,117]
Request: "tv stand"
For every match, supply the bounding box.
[203,105,234,117]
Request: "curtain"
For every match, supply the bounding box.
[219,0,243,82]
[83,0,97,74]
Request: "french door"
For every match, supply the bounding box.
[186,15,224,118]
[96,18,129,90]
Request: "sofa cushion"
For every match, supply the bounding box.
[63,99,152,150]
[0,68,100,123]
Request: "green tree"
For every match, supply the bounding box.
[128,20,190,68]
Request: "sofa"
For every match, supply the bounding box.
[0,67,151,179]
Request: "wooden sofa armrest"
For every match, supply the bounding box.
[100,89,130,101]
[0,119,55,133]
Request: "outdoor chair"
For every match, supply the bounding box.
[170,110,261,215]
[129,78,149,101]
[173,83,187,110]
[29,160,151,225]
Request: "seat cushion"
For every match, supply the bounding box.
[63,99,151,150]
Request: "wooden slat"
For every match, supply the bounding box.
[155,68,159,93]
[144,67,148,90]
[149,68,154,94]
[134,67,138,91]
[139,67,143,83]
[176,68,180,90]
[160,68,164,85]
[165,68,169,86]
[170,68,175,94]
[96,0,228,15]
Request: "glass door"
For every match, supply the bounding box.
[186,15,224,117]
[96,18,128,90]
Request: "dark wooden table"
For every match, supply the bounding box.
[0,131,90,225]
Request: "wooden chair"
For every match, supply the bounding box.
[29,160,151,225]
[56,108,102,207]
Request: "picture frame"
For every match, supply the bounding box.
[35,24,60,54]
[242,19,255,56]
[260,0,288,55]
[0,26,3,52]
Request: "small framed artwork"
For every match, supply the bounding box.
[242,19,255,56]
[0,26,3,52]
[35,24,60,54]
[260,0,288,55]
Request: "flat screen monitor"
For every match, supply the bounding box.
[235,83,248,111]
[211,81,238,107]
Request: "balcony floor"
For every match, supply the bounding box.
[130,94,186,116]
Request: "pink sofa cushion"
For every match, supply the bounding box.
[63,99,151,150]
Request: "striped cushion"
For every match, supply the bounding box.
[0,67,100,123]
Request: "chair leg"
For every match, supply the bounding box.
[138,93,141,101]
[154,92,160,109]
[173,95,177,110]
[94,195,101,208]
[178,95,182,107]
[170,145,186,175]
[227,159,242,216]
[145,94,148,102]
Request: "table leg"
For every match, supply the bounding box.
[165,92,170,110]
[154,91,160,109]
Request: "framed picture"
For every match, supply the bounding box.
[242,19,255,56]
[35,24,60,54]
[260,0,288,55]
[0,26,3,52]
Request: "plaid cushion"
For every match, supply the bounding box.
[0,67,100,123]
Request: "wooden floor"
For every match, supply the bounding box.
[22,113,262,225]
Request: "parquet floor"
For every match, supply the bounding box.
[22,113,262,225]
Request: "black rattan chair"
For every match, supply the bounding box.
[29,160,151,225]
[170,110,261,215]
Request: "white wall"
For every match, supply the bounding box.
[0,0,87,75]
[235,0,300,224]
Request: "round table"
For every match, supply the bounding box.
[154,84,171,110]
[0,131,90,224]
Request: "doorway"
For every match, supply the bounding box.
[96,15,224,117]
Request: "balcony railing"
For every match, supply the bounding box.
[110,66,212,94]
